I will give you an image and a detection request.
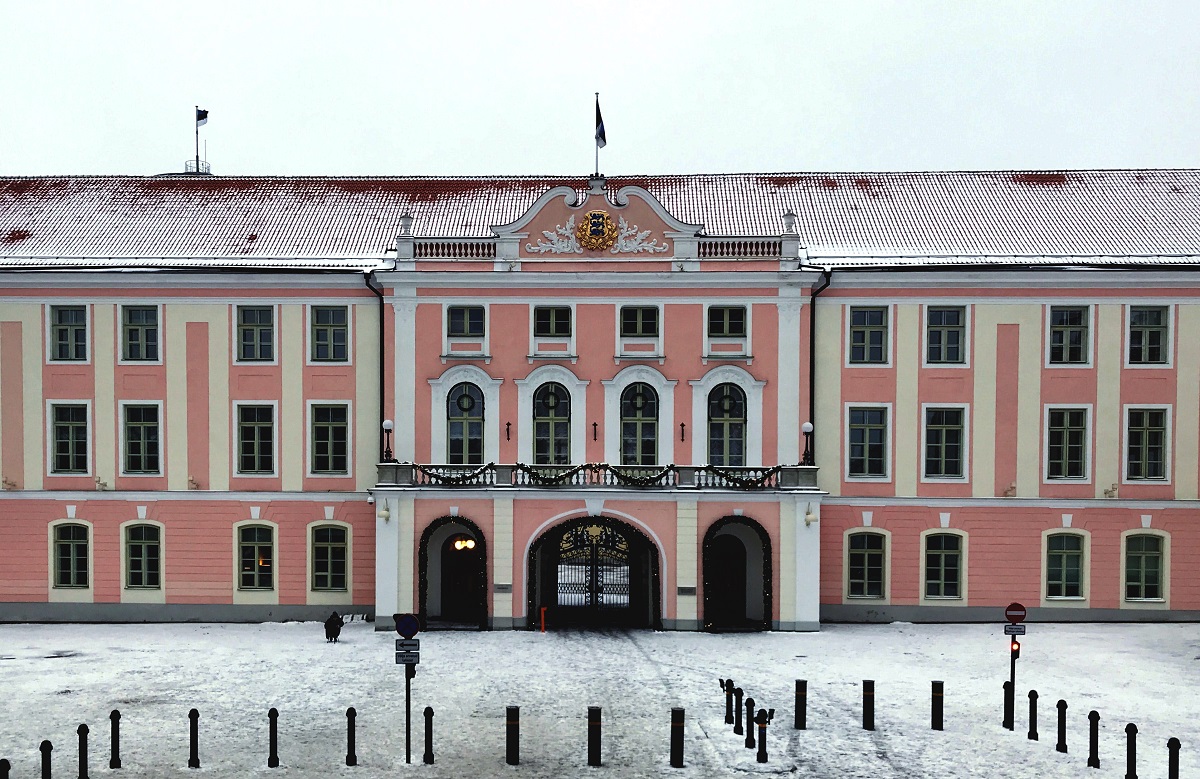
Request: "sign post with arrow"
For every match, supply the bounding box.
[394,613,421,764]
[1003,602,1026,730]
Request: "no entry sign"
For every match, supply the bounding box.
[1004,602,1027,623]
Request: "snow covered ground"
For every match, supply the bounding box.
[0,621,1196,778]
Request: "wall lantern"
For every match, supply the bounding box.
[378,504,391,522]
[804,502,818,527]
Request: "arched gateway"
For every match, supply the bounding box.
[419,516,488,630]
[527,516,661,629]
[702,516,772,632]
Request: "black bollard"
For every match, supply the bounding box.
[506,706,520,765]
[795,680,807,730]
[40,740,52,779]
[423,707,434,765]
[931,681,943,731]
[1167,737,1180,779]
[345,707,357,767]
[77,723,89,779]
[744,698,756,749]
[733,688,744,735]
[267,707,279,768]
[1087,710,1100,769]
[0,758,9,779]
[109,710,121,769]
[1003,681,1014,730]
[722,679,734,725]
[1125,723,1137,779]
[755,709,769,764]
[863,680,875,731]
[669,708,684,769]
[188,708,200,769]
[587,706,602,767]
[1056,700,1068,753]
[1028,690,1039,741]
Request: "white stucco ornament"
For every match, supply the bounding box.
[611,216,668,254]
[526,214,583,253]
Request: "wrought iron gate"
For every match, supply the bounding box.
[556,523,631,613]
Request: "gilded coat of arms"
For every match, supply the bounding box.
[575,209,619,250]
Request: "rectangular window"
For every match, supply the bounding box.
[926,307,965,364]
[54,524,89,588]
[1124,535,1162,600]
[447,305,485,338]
[924,534,961,598]
[121,306,159,361]
[847,533,885,598]
[924,407,964,478]
[126,525,161,588]
[1128,306,1168,365]
[312,526,348,591]
[1047,408,1088,479]
[848,407,888,478]
[1049,306,1089,364]
[237,306,274,361]
[312,404,349,474]
[237,405,274,474]
[311,306,348,362]
[534,306,571,337]
[50,305,87,361]
[620,306,659,337]
[849,307,888,364]
[51,404,88,473]
[123,405,161,475]
[1046,534,1083,597]
[1127,408,1166,480]
[239,526,273,589]
[707,306,746,338]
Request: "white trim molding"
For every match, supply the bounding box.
[601,365,677,465]
[689,365,766,466]
[515,364,589,465]
[428,364,503,463]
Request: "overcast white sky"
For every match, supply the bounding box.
[1,1,1198,177]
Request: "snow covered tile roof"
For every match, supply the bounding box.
[2,170,1200,266]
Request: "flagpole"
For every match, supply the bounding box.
[195,105,200,173]
[594,92,599,177]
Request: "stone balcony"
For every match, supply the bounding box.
[375,462,819,491]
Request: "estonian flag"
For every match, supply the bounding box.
[595,97,606,149]
[196,108,209,127]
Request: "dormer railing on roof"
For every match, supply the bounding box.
[414,239,497,259]
[699,239,782,258]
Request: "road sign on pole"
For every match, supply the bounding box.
[1004,624,1027,636]
[395,652,420,665]
[396,639,420,652]
[1005,602,1027,623]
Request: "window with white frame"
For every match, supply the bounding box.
[1128,306,1168,365]
[1046,533,1084,598]
[447,383,484,465]
[620,383,658,466]
[847,407,888,478]
[125,524,161,588]
[1048,306,1089,364]
[707,383,746,467]
[237,405,275,474]
[534,306,572,338]
[312,525,348,591]
[1046,408,1088,479]
[121,306,159,361]
[311,306,348,362]
[926,306,965,364]
[620,306,659,337]
[236,306,274,362]
[533,383,571,465]
[924,407,964,478]
[447,305,485,338]
[849,307,888,364]
[847,532,885,598]
[707,306,746,338]
[54,523,89,588]
[238,525,274,590]
[923,533,962,598]
[1126,408,1167,480]
[50,305,87,361]
[1124,534,1163,600]
[123,404,161,475]
[311,404,349,474]
[51,404,88,474]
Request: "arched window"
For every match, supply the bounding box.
[707,383,746,466]
[1046,533,1084,598]
[620,383,658,465]
[533,383,571,465]
[1124,534,1163,600]
[54,523,89,588]
[923,533,961,598]
[125,524,161,589]
[447,383,484,464]
[847,531,886,599]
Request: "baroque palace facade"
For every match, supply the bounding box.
[0,170,1197,630]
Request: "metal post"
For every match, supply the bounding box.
[723,679,734,725]
[40,741,52,779]
[587,706,602,767]
[423,707,434,765]
[1056,700,1068,753]
[405,664,413,764]
[795,680,807,730]
[669,708,684,768]
[188,709,200,769]
[506,706,520,765]
[267,708,279,768]
[863,680,875,731]
[1088,710,1101,769]
[931,681,943,731]
[1028,690,1039,741]
[1125,723,1138,779]
[76,724,88,779]
[733,688,744,735]
[0,758,10,779]
[109,710,121,769]
[1003,681,1014,730]
[755,710,769,764]
[1167,737,1181,779]
[345,707,357,767]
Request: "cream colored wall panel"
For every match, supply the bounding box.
[92,305,117,485]
[355,303,380,490]
[1015,306,1043,495]
[396,497,416,612]
[492,498,514,620]
[894,304,919,496]
[675,501,698,622]
[20,307,43,490]
[207,308,231,491]
[393,294,417,461]
[164,307,190,490]
[1176,305,1200,499]
[971,308,998,497]
[1094,305,1122,496]
[778,499,796,623]
[776,291,803,463]
[280,305,303,491]
[814,301,842,495]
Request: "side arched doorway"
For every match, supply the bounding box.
[419,517,488,630]
[702,517,771,632]
[527,516,661,629]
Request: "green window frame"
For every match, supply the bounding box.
[533,306,571,338]
[1124,534,1163,600]
[447,305,485,338]
[123,404,160,475]
[52,404,88,474]
[1126,408,1166,480]
[54,523,89,588]
[620,306,659,337]
[239,526,274,590]
[126,524,161,589]
[1046,533,1083,598]
[1047,408,1087,479]
[848,407,887,477]
[237,306,274,362]
[847,532,885,598]
[1049,306,1089,364]
[707,383,746,467]
[620,382,658,466]
[312,526,348,591]
[312,404,349,474]
[924,407,964,478]
[447,383,484,465]
[924,533,961,598]
[121,306,159,361]
[1128,306,1168,365]
[237,405,274,474]
[50,305,87,361]
[926,306,965,364]
[849,307,888,364]
[707,306,746,338]
[533,383,571,465]
[311,306,348,362]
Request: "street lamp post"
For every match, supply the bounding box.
[382,419,396,463]
[801,421,814,466]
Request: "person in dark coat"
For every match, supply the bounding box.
[325,611,344,642]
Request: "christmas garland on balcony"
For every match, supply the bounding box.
[604,464,676,488]
[413,463,496,485]
[513,463,591,485]
[700,464,784,489]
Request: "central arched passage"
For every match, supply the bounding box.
[527,516,661,629]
